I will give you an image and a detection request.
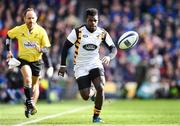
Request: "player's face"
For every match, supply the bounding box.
[24,10,37,30]
[86,15,98,32]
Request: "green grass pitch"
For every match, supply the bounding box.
[0,99,180,126]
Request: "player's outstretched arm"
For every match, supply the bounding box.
[107,45,117,60]
[58,40,73,77]
[102,45,117,65]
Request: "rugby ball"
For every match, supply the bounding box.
[118,31,139,49]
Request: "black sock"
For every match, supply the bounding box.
[24,86,32,100]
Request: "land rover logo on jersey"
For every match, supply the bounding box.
[83,44,97,51]
[83,35,88,38]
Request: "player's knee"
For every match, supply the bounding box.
[80,92,89,101]
[79,89,90,101]
[24,77,32,84]
[81,95,89,101]
[96,84,104,93]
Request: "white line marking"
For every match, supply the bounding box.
[14,105,91,126]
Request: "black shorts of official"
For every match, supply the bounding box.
[18,58,43,76]
[76,68,104,90]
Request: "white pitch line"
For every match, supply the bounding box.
[14,105,91,126]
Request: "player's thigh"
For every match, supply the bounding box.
[30,60,42,76]
[32,76,40,86]
[90,68,105,90]
[76,75,91,90]
[20,65,32,83]
[76,75,91,99]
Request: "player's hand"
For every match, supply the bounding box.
[46,66,54,78]
[102,56,110,65]
[6,51,13,62]
[58,66,66,77]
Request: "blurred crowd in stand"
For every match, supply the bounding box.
[0,0,179,103]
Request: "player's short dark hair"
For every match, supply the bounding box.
[85,8,98,18]
[23,8,35,17]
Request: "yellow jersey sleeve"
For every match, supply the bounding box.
[7,26,19,39]
[41,28,51,48]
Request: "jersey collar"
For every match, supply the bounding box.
[85,25,97,33]
[24,23,37,34]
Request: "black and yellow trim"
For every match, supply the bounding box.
[101,32,106,42]
[94,107,101,115]
[73,28,82,64]
[100,28,107,43]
